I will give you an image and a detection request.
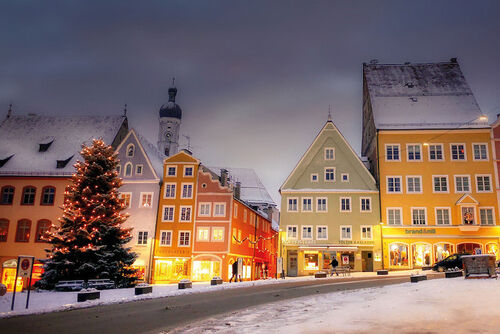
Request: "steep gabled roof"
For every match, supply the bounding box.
[0,114,127,176]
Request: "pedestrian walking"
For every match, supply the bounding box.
[229,260,239,282]
[330,257,339,276]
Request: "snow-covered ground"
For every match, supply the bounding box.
[174,277,500,334]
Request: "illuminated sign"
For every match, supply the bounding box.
[404,228,436,235]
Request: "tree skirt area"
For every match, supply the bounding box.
[172,278,500,334]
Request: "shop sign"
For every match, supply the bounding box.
[342,255,349,265]
[284,240,315,245]
[338,240,374,245]
[276,257,283,273]
[404,228,436,235]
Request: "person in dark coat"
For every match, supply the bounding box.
[330,257,339,276]
[229,261,239,282]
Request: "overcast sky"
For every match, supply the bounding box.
[1,1,500,207]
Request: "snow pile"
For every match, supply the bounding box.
[176,277,500,333]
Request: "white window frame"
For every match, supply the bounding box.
[213,202,226,217]
[386,176,403,194]
[406,143,423,162]
[126,143,135,157]
[406,176,422,194]
[428,143,444,161]
[233,203,238,218]
[197,227,210,241]
[166,165,177,177]
[450,143,467,161]
[286,225,298,240]
[178,231,191,247]
[135,164,144,175]
[137,231,148,245]
[387,207,403,225]
[181,182,194,199]
[164,182,176,199]
[340,197,351,212]
[161,205,175,222]
[301,197,313,212]
[159,230,172,247]
[316,226,328,240]
[341,173,349,182]
[432,175,449,193]
[179,206,192,222]
[476,174,493,193]
[454,175,471,193]
[360,197,372,212]
[385,144,401,162]
[411,207,427,225]
[124,162,133,177]
[287,197,298,212]
[301,225,313,240]
[324,147,335,160]
[324,167,335,182]
[183,165,194,177]
[199,202,212,217]
[340,225,352,241]
[310,173,319,182]
[360,225,373,240]
[211,227,225,242]
[120,192,132,209]
[479,207,495,225]
[435,207,452,225]
[316,197,328,212]
[139,192,154,208]
[472,143,489,161]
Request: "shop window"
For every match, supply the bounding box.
[193,259,221,281]
[434,243,454,262]
[457,243,482,255]
[486,243,499,259]
[35,220,51,242]
[154,259,188,282]
[412,243,432,267]
[15,219,31,242]
[304,252,319,271]
[1,186,14,205]
[41,186,56,205]
[389,243,409,267]
[0,219,8,242]
[21,186,36,205]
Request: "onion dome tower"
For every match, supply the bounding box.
[158,79,182,157]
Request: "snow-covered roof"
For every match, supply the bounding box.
[0,114,126,176]
[135,131,164,177]
[364,61,488,130]
[207,166,276,207]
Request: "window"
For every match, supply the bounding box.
[407,144,422,161]
[455,175,471,193]
[317,226,328,240]
[302,198,312,212]
[233,204,238,218]
[0,219,8,242]
[126,144,135,157]
[214,203,226,217]
[360,197,371,212]
[436,208,451,225]
[180,206,192,222]
[15,219,31,242]
[480,208,494,225]
[162,206,175,222]
[340,197,351,212]
[361,226,372,240]
[451,144,466,160]
[316,198,327,212]
[476,175,492,192]
[199,203,211,216]
[386,144,400,161]
[433,176,448,193]
[197,228,209,241]
[243,209,247,222]
[120,193,132,208]
[325,148,335,160]
[1,186,14,205]
[184,166,194,177]
[287,225,297,239]
[429,144,444,161]
[35,220,51,242]
[341,173,349,182]
[21,186,36,205]
[473,144,488,161]
[406,176,422,193]
[387,208,402,225]
[340,226,352,240]
[136,165,143,175]
[116,165,121,175]
[41,186,55,205]
[387,177,402,193]
[140,192,153,208]
[166,166,177,177]
[324,167,335,182]
[178,231,191,247]
[124,163,133,177]
[302,226,312,240]
[137,231,148,245]
[159,230,172,246]
[182,183,193,198]
[287,198,298,212]
[212,227,224,241]
[164,183,176,198]
[412,208,426,225]
[311,174,318,182]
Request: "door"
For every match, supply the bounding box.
[361,251,373,272]
[287,251,298,277]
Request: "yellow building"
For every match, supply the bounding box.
[362,60,500,269]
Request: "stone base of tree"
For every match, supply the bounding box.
[211,278,223,286]
[178,280,192,289]
[77,291,100,302]
[445,271,463,278]
[314,272,327,278]
[410,275,427,283]
[377,270,388,275]
[135,286,153,295]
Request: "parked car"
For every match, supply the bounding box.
[432,253,471,272]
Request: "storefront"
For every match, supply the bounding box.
[153,258,190,283]
[192,255,221,281]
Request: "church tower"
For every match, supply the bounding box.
[158,81,182,157]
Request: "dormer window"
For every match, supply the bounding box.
[127,144,135,157]
[0,155,14,168]
[56,155,74,169]
[39,140,54,152]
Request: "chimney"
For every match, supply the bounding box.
[234,181,241,199]
[7,104,12,118]
[450,57,458,63]
[220,169,228,187]
[264,206,273,221]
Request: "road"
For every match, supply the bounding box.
[0,272,444,334]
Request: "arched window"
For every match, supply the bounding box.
[41,186,56,205]
[15,219,31,242]
[0,219,9,242]
[124,163,133,177]
[21,186,36,205]
[1,186,15,205]
[35,220,51,242]
[116,164,121,175]
[126,144,135,157]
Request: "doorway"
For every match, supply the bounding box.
[287,250,297,276]
[361,251,373,272]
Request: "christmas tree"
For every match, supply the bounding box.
[38,139,137,289]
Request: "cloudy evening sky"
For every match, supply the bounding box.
[1,1,500,207]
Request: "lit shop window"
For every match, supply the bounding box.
[434,243,454,262]
[486,243,499,259]
[304,252,319,271]
[412,243,432,267]
[389,243,408,267]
